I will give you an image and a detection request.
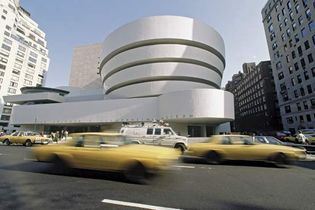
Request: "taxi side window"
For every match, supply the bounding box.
[229,136,244,145]
[154,128,161,135]
[221,137,231,144]
[147,128,153,135]
[84,135,101,148]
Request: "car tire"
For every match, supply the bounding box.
[124,162,148,184]
[51,155,70,174]
[3,139,10,146]
[25,140,32,147]
[272,153,289,168]
[174,143,186,154]
[205,151,222,165]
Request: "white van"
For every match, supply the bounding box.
[120,122,188,152]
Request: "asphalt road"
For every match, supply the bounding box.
[0,145,314,210]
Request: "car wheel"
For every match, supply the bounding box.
[124,162,148,184]
[51,155,70,174]
[205,151,222,165]
[174,144,186,154]
[272,153,289,168]
[25,140,32,147]
[3,139,10,146]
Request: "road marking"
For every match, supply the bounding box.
[173,165,195,169]
[101,199,182,210]
[0,153,8,156]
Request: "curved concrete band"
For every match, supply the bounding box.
[99,16,225,98]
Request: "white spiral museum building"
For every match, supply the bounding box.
[5,16,234,136]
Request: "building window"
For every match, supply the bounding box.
[288,1,292,10]
[272,42,278,50]
[294,89,299,98]
[298,46,303,56]
[305,40,310,49]
[287,117,294,124]
[291,78,296,86]
[298,16,304,25]
[295,4,300,13]
[286,55,290,63]
[306,114,311,122]
[286,28,291,37]
[303,101,309,110]
[294,62,299,71]
[7,88,16,94]
[278,72,284,80]
[300,87,305,96]
[25,74,33,80]
[297,102,302,111]
[24,80,32,86]
[297,74,302,83]
[309,21,315,32]
[276,61,282,69]
[289,66,293,74]
[9,81,18,87]
[268,24,274,32]
[295,34,300,43]
[0,64,6,70]
[307,84,313,93]
[306,8,311,20]
[300,115,304,123]
[308,54,314,63]
[18,45,26,52]
[285,105,291,113]
[311,98,315,108]
[304,71,310,80]
[301,27,308,37]
[1,44,11,51]
[301,58,306,69]
[312,67,315,76]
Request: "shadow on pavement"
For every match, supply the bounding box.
[181,156,314,169]
[294,160,315,170]
[0,161,138,184]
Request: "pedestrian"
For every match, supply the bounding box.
[64,130,68,140]
[296,130,306,144]
[56,131,60,143]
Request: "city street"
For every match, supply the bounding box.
[0,145,314,210]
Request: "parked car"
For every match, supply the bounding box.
[255,135,306,151]
[185,135,306,167]
[120,122,188,153]
[304,134,315,144]
[32,132,179,183]
[0,131,50,147]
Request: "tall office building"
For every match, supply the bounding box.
[0,0,49,129]
[225,61,282,132]
[262,0,315,133]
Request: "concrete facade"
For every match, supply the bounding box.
[6,16,234,137]
[69,43,102,88]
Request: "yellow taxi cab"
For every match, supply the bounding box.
[0,131,50,147]
[32,132,179,183]
[186,135,306,166]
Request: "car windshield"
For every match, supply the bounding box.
[266,136,283,145]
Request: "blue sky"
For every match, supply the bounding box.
[21,0,269,88]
